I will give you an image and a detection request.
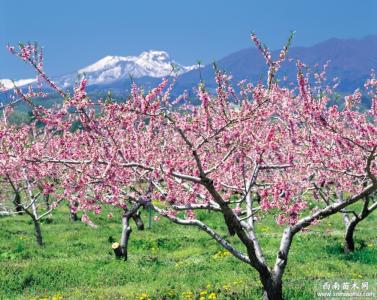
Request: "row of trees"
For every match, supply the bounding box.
[1,34,376,300]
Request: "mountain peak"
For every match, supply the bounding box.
[139,50,170,62]
[53,50,198,87]
[78,55,132,74]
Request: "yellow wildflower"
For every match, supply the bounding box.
[208,292,217,300]
[139,292,150,300]
[182,290,194,300]
[52,294,63,300]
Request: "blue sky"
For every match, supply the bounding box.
[1,0,376,79]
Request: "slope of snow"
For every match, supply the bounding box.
[0,78,36,89]
[74,50,198,86]
[78,55,136,73]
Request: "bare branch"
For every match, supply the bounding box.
[292,184,376,234]
[259,164,291,170]
[171,203,221,211]
[204,145,237,175]
[36,198,64,221]
[164,114,205,177]
[151,204,251,264]
[171,172,203,183]
[366,146,377,185]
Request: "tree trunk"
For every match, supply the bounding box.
[132,211,144,230]
[342,195,376,253]
[112,214,132,260]
[112,202,145,260]
[69,201,79,221]
[43,194,53,222]
[13,192,23,214]
[120,214,132,260]
[112,242,122,258]
[33,219,43,246]
[44,194,50,211]
[70,211,78,221]
[261,275,283,300]
[344,219,359,253]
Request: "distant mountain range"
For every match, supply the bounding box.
[0,50,197,90]
[176,35,377,96]
[2,35,377,102]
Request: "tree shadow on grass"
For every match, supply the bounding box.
[324,241,377,264]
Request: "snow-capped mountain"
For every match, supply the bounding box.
[1,50,197,90]
[58,50,197,87]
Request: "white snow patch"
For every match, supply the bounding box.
[0,78,36,89]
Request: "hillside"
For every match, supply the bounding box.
[177,35,377,95]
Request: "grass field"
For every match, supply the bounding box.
[0,204,376,300]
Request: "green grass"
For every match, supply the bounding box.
[0,204,376,300]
